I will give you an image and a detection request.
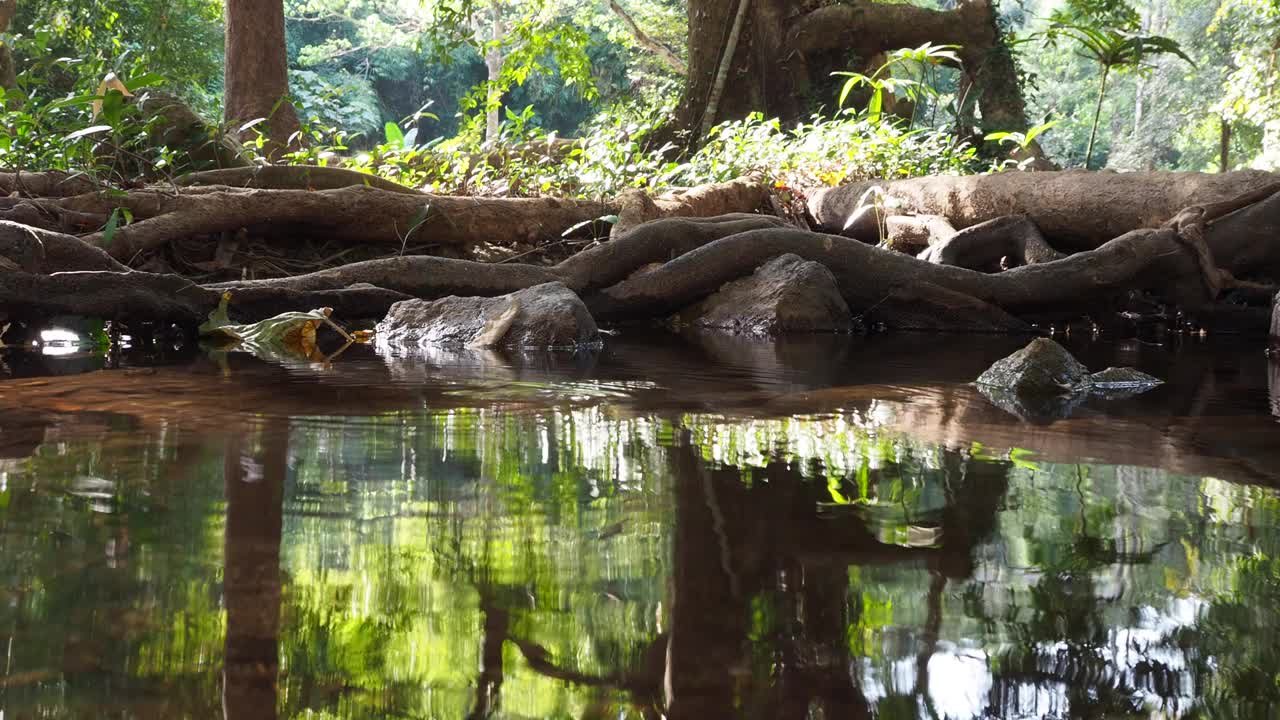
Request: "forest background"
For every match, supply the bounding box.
[4,0,1278,199]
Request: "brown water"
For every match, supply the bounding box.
[0,329,1278,719]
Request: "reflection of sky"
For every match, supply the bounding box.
[857,598,1204,719]
[39,328,83,356]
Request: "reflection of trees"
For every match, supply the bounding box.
[663,432,1010,719]
[1179,552,1280,717]
[985,466,1184,719]
[222,422,288,720]
[7,377,1280,719]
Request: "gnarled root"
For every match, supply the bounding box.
[918,215,1064,270]
[4,184,1280,335]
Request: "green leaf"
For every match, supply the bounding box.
[384,121,404,146]
[1024,120,1059,145]
[198,291,235,336]
[199,293,354,362]
[867,90,884,124]
[121,72,165,90]
[100,207,132,248]
[41,93,98,114]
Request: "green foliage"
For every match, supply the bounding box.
[291,68,384,140]
[833,43,960,125]
[679,112,979,189]
[1036,17,1194,169]
[0,0,223,176]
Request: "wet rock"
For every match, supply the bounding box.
[376,282,600,350]
[1088,366,1164,399]
[976,338,1163,421]
[976,337,1092,395]
[675,254,855,335]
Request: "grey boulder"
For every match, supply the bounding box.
[675,254,856,335]
[976,338,1162,421]
[376,282,600,350]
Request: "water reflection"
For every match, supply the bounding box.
[0,334,1277,718]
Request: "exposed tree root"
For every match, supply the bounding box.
[811,169,1280,250]
[3,174,1280,337]
[0,270,411,324]
[918,215,1064,270]
[61,185,613,260]
[175,165,421,194]
[884,214,956,254]
[0,221,128,273]
[2,176,768,265]
[612,178,770,236]
[210,214,786,297]
[0,170,101,198]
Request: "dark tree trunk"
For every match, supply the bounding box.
[0,0,17,92]
[224,0,300,160]
[674,0,1034,148]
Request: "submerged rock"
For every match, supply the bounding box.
[976,338,1163,421]
[675,254,855,335]
[376,282,600,350]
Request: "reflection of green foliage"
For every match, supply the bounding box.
[6,397,1280,717]
[1186,552,1280,716]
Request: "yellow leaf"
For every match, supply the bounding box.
[92,73,134,119]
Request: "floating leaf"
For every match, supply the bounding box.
[199,292,355,362]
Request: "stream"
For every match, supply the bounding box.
[0,329,1278,719]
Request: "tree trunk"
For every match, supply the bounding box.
[1221,118,1232,173]
[674,0,1035,147]
[224,0,301,161]
[484,0,505,144]
[0,0,16,92]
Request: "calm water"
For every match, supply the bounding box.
[1,330,1279,719]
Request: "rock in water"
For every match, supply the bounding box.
[675,254,855,335]
[976,337,1163,421]
[1087,366,1164,398]
[376,282,600,350]
[976,337,1092,396]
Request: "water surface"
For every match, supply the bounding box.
[1,331,1278,719]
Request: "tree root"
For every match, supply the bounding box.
[210,214,786,297]
[613,178,771,236]
[5,175,770,265]
[0,221,128,273]
[175,165,421,194]
[0,170,101,198]
[918,215,1065,270]
[811,169,1280,250]
[3,179,1280,336]
[0,270,411,324]
[65,185,613,260]
[884,214,956,254]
